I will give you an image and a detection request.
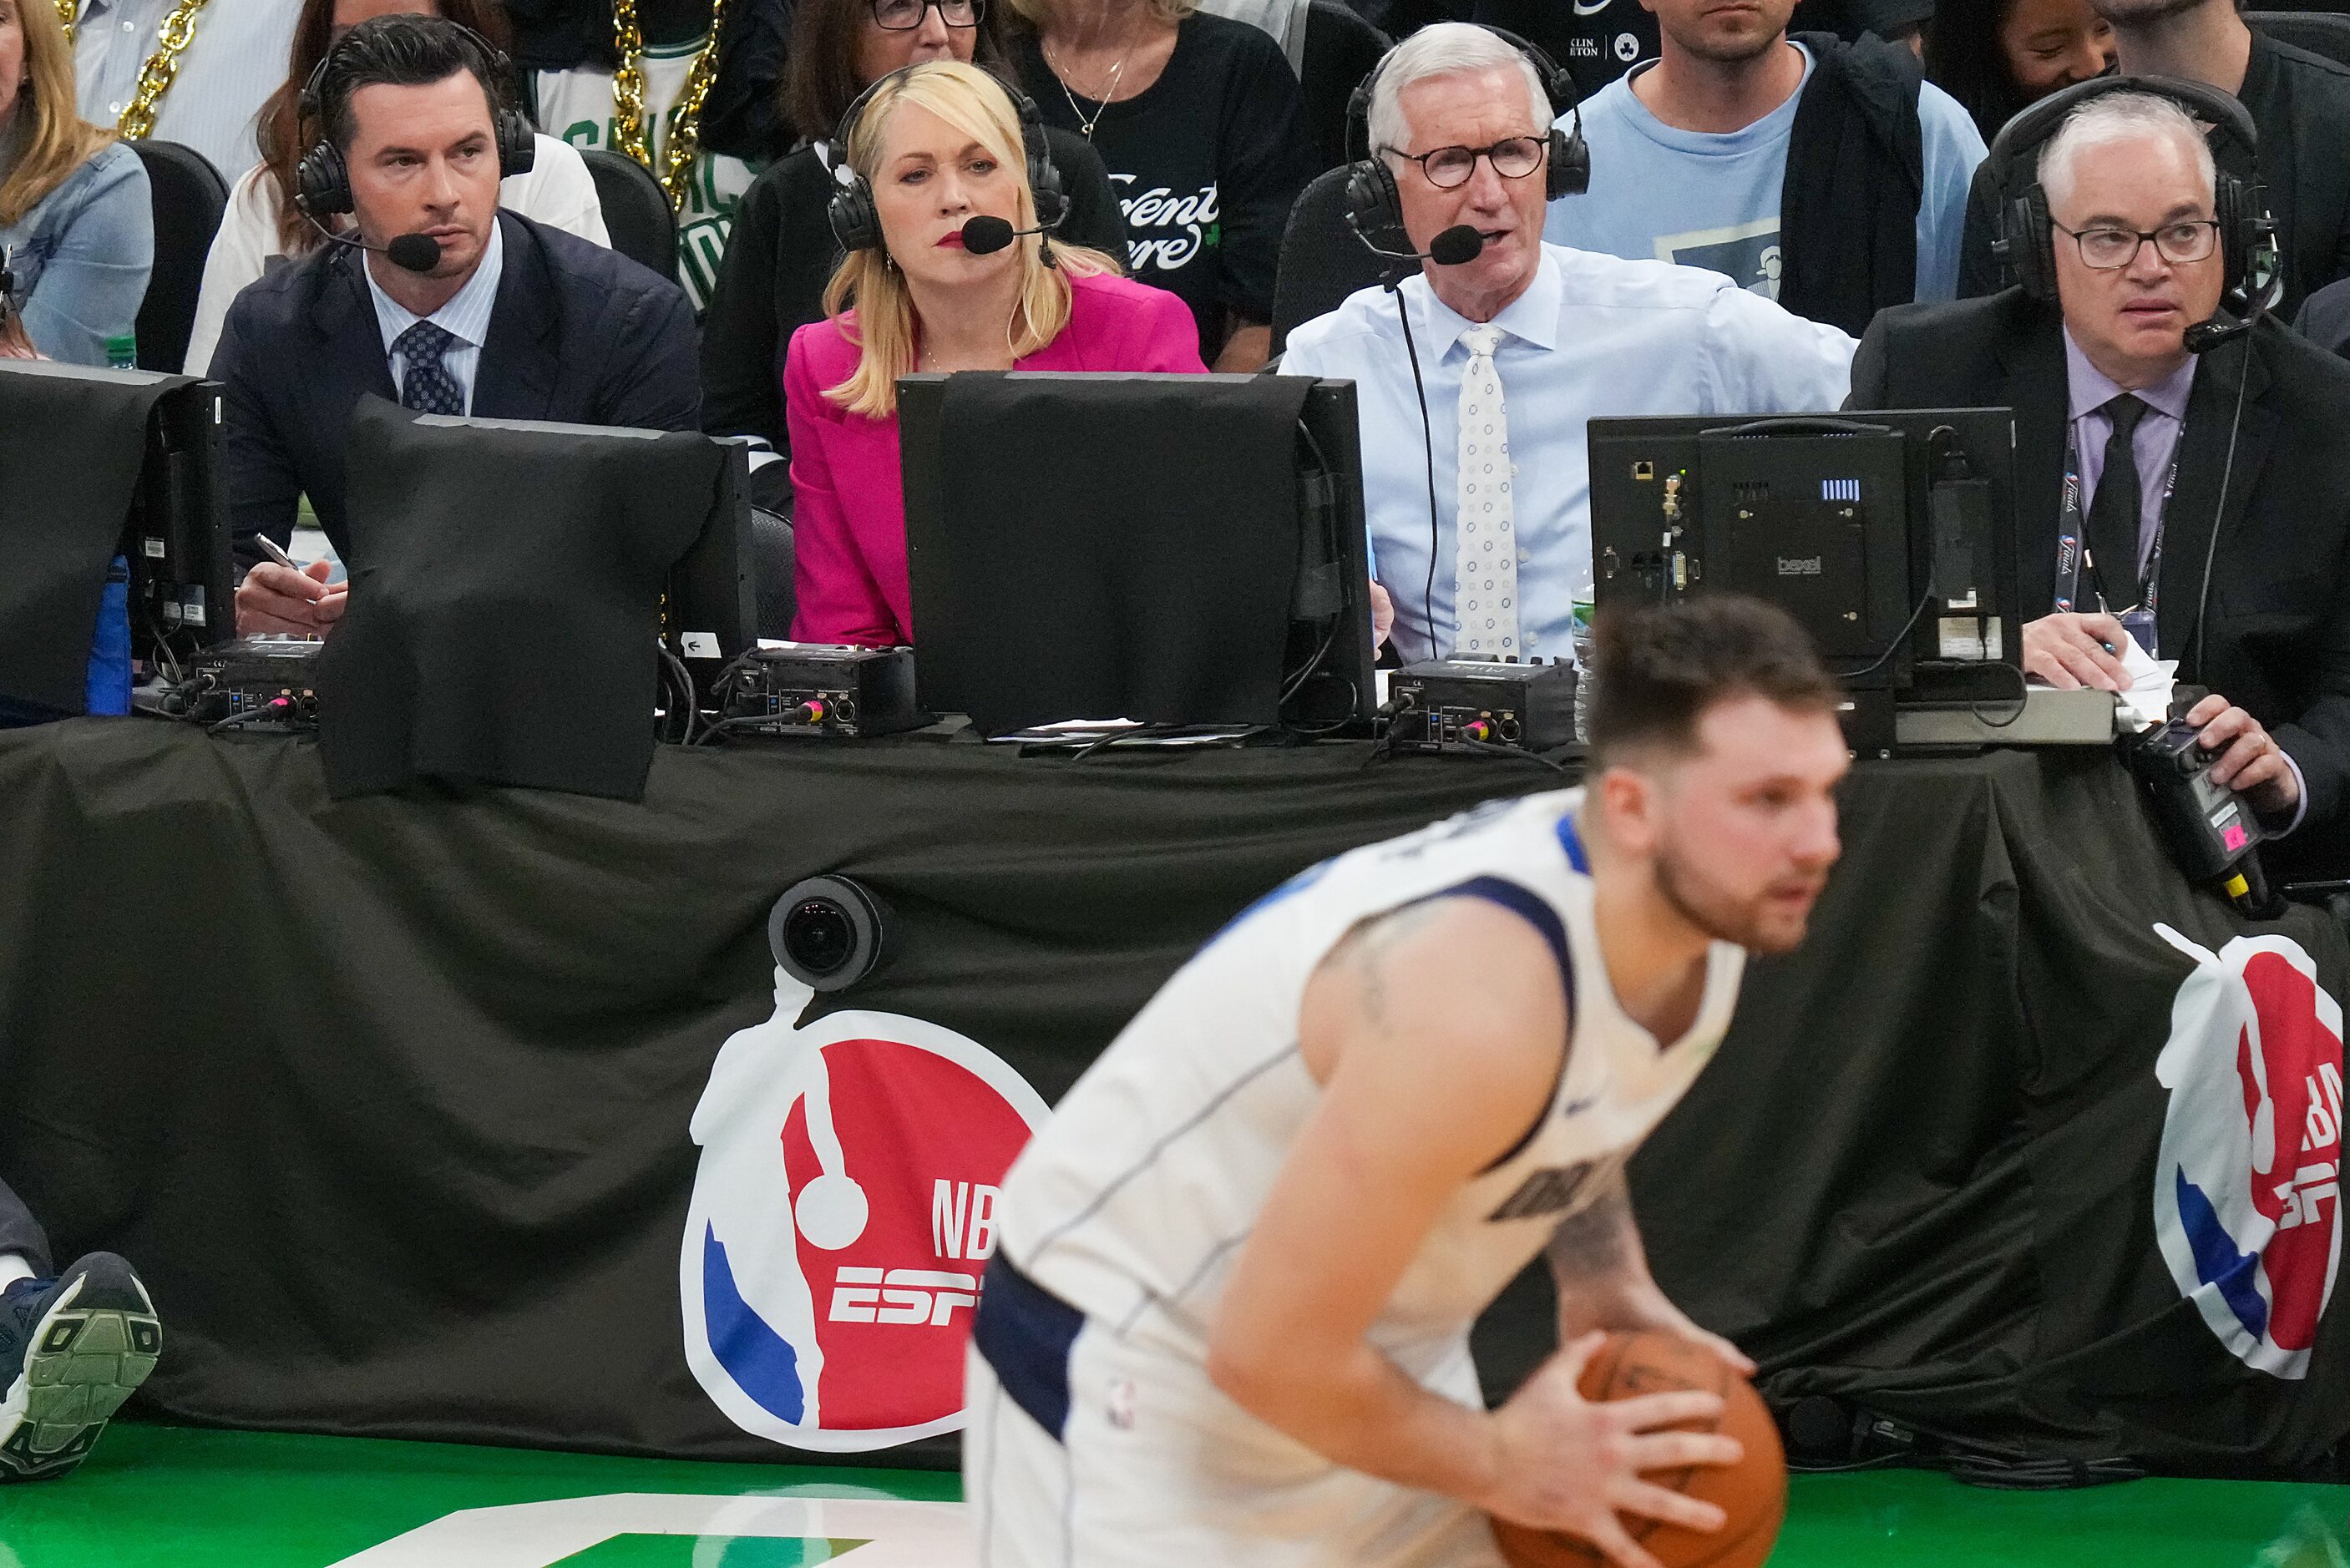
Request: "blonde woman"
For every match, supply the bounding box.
[784,59,1203,646]
[0,0,149,366]
[1007,0,1310,369]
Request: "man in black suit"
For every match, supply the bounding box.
[218,13,700,637]
[1856,89,2350,857]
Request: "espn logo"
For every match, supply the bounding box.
[2279,1063,2344,1233]
[829,1267,980,1326]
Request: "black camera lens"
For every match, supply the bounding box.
[768,877,889,991]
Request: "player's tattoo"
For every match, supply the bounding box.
[1330,901,1447,1029]
[1545,1168,1633,1279]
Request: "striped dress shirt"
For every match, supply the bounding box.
[72,0,303,182]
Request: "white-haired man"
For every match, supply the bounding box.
[1854,89,2350,870]
[1280,23,1855,667]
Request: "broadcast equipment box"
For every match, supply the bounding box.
[720,644,926,737]
[1386,659,1577,754]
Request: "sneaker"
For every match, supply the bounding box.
[0,1253,163,1480]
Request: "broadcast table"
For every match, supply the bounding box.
[0,719,2342,1493]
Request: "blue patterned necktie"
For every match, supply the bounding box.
[393,320,463,416]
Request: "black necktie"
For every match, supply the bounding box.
[2085,393,2150,610]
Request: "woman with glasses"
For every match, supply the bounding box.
[698,0,1127,502]
[784,62,1202,645]
[1008,0,1312,369]
[182,0,608,377]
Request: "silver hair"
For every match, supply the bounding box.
[1365,23,1549,158]
[2037,91,2216,215]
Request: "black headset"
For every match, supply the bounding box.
[1988,73,2276,314]
[826,64,1069,255]
[1341,28,1588,253]
[294,18,538,219]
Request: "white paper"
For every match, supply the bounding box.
[2114,630,2179,733]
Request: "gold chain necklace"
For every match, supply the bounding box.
[610,0,727,214]
[55,0,75,44]
[117,0,214,141]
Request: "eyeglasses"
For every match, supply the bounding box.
[2054,218,2221,270]
[869,0,983,28]
[1384,136,1547,190]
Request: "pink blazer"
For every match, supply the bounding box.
[783,271,1208,646]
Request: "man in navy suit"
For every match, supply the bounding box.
[219,13,699,637]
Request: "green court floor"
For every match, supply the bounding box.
[0,1424,2342,1568]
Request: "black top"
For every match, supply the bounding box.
[696,124,1129,472]
[1851,286,2350,867]
[213,211,702,568]
[1010,13,1313,360]
[1957,31,2350,320]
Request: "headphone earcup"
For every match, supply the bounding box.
[296,139,352,217]
[497,108,537,180]
[829,175,882,254]
[1345,155,1403,240]
[2216,172,2251,295]
[1998,187,2054,301]
[1547,124,1588,200]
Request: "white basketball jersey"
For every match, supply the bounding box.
[996,787,1746,1383]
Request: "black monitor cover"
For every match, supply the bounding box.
[910,372,1312,735]
[317,398,727,800]
[0,362,191,715]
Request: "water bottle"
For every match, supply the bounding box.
[104,333,136,370]
[1569,572,1598,743]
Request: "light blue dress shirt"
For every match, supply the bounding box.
[1279,242,1856,663]
[71,0,302,181]
[363,220,504,417]
[1542,44,1986,306]
[0,136,151,367]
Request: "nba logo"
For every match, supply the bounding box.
[681,971,1051,1449]
[2153,928,2344,1379]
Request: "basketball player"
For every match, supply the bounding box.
[965,596,1849,1568]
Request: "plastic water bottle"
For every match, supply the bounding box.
[104,333,136,370]
[1569,573,1597,743]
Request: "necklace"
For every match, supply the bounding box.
[54,0,73,44]
[610,0,729,214]
[1041,28,1134,139]
[114,0,215,140]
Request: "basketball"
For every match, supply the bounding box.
[1490,1332,1787,1568]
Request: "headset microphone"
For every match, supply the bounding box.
[959,214,1062,257]
[298,206,442,274]
[1350,221,1487,269]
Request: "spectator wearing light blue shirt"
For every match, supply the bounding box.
[71,0,301,183]
[1544,0,1985,340]
[1280,23,1853,666]
[0,0,151,367]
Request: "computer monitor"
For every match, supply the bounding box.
[319,403,757,798]
[0,361,233,713]
[1588,409,2022,696]
[898,372,1377,736]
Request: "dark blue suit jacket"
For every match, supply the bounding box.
[214,210,701,566]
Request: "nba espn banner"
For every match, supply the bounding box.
[0,722,2341,1477]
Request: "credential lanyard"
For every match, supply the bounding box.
[2051,420,2179,655]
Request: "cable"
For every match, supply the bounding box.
[1456,736,1574,774]
[2180,328,2257,683]
[1841,574,1937,682]
[1392,285,1441,662]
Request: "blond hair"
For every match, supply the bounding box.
[821,61,1123,419]
[0,0,119,226]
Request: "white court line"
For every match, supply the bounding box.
[325,1491,972,1567]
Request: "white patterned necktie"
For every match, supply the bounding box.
[1453,324,1519,658]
